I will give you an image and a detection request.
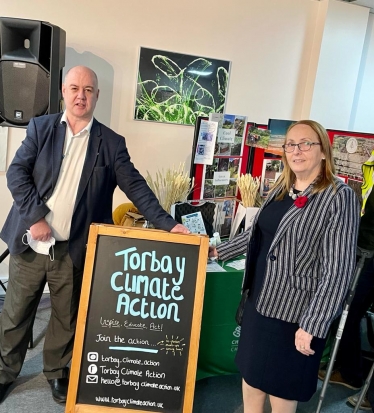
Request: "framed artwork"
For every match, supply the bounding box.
[135,47,231,125]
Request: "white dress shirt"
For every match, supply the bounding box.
[44,112,93,240]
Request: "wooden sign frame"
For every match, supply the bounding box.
[65,224,209,413]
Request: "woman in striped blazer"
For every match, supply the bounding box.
[210,120,360,413]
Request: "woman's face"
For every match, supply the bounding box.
[285,124,324,180]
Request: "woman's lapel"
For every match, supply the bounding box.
[268,185,315,251]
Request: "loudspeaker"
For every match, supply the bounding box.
[0,17,66,127]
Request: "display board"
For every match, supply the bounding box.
[188,115,251,238]
[66,224,209,413]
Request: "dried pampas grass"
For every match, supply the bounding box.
[237,174,261,207]
[146,164,194,214]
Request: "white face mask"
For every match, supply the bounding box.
[22,230,56,261]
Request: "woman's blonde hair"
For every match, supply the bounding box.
[272,120,335,199]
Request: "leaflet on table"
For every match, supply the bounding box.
[226,259,246,270]
[206,260,226,272]
[193,120,218,165]
[181,211,207,235]
[229,203,259,240]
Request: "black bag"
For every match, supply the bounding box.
[235,289,249,326]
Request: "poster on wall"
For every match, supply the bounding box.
[332,135,374,180]
[202,157,240,199]
[266,119,295,156]
[0,127,8,172]
[209,113,247,156]
[199,113,246,201]
[134,47,231,125]
[193,120,218,165]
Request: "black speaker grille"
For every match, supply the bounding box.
[0,61,49,126]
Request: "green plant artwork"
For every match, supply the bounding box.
[135,47,230,125]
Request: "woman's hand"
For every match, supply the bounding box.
[295,328,315,356]
[208,246,218,259]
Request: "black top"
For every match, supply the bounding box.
[249,193,295,301]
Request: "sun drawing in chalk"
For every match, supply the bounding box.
[158,335,186,356]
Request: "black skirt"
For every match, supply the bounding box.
[235,194,326,402]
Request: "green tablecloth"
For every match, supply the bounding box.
[197,256,245,380]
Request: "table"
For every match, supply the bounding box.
[197,256,245,380]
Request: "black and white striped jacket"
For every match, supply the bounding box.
[217,178,360,338]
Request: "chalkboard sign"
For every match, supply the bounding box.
[66,224,209,413]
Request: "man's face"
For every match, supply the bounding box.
[62,67,99,122]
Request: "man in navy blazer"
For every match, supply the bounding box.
[0,66,189,404]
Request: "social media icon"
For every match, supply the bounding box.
[87,352,99,362]
[86,375,98,384]
[88,364,98,374]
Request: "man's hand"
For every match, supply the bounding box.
[30,218,52,241]
[170,224,190,234]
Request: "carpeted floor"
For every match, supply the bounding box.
[0,295,369,413]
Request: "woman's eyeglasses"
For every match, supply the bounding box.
[282,142,321,153]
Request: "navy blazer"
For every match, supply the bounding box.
[1,113,177,270]
[217,178,360,338]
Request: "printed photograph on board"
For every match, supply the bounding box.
[225,179,237,197]
[213,199,236,238]
[218,143,231,155]
[231,135,244,156]
[135,47,231,125]
[203,179,214,198]
[210,113,247,156]
[215,185,227,198]
[332,135,374,180]
[234,115,247,138]
[261,159,283,197]
[218,158,229,172]
[202,157,240,199]
[245,125,271,149]
[266,119,295,156]
[228,158,240,178]
[205,158,219,180]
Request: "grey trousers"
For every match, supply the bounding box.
[0,242,83,383]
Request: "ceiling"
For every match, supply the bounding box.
[341,0,374,12]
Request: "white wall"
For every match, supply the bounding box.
[351,13,374,133]
[309,0,370,129]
